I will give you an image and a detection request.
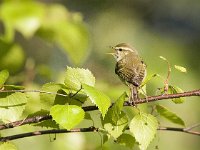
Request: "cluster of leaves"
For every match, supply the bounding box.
[0,65,187,150]
[0,0,89,74]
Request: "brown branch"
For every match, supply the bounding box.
[0,126,98,142]
[0,115,52,130]
[134,89,200,104]
[0,124,199,142]
[158,125,200,136]
[0,89,199,130]
[0,89,68,97]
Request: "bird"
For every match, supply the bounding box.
[109,43,146,106]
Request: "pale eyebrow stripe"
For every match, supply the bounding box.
[115,47,134,52]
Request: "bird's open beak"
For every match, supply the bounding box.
[106,45,115,56]
[106,52,115,56]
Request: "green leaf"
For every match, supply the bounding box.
[141,74,158,87]
[103,111,128,139]
[34,120,59,129]
[27,109,49,118]
[174,65,187,73]
[130,113,158,150]
[168,85,184,104]
[111,92,127,124]
[84,112,92,120]
[0,70,9,86]
[64,67,95,91]
[0,44,25,74]
[0,2,44,39]
[37,5,89,65]
[0,142,18,150]
[103,134,109,144]
[116,134,135,149]
[56,22,89,65]
[156,104,185,126]
[50,104,85,130]
[114,92,127,113]
[82,84,111,118]
[159,56,167,61]
[40,82,68,110]
[27,108,59,128]
[0,92,27,122]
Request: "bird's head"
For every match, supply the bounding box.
[108,43,138,61]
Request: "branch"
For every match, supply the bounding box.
[0,115,52,130]
[0,126,98,142]
[0,89,199,130]
[133,89,200,104]
[0,124,199,142]
[158,125,200,136]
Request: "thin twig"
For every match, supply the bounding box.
[184,123,200,131]
[0,126,98,142]
[0,89,68,97]
[158,126,200,136]
[0,124,199,142]
[0,115,52,130]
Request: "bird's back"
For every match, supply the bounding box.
[115,52,146,87]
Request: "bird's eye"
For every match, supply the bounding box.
[118,48,122,51]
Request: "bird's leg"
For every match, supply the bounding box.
[130,86,138,107]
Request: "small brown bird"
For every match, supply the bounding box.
[110,43,146,105]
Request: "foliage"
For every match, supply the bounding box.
[0,0,89,74]
[0,64,189,150]
[0,1,197,150]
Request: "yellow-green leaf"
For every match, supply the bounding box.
[82,84,111,118]
[130,113,158,150]
[174,65,187,73]
[0,142,18,150]
[159,56,167,61]
[156,104,185,126]
[116,134,135,149]
[0,92,27,122]
[0,70,9,86]
[64,67,95,91]
[50,104,85,130]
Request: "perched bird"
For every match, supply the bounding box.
[109,43,146,106]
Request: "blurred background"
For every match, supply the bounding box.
[0,0,199,150]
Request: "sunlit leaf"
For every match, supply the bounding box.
[168,85,184,104]
[50,104,85,130]
[64,67,95,91]
[130,113,158,150]
[0,70,9,86]
[0,92,27,122]
[156,104,185,126]
[116,134,135,149]
[141,74,158,87]
[40,82,68,110]
[159,56,167,61]
[174,65,187,73]
[0,142,18,150]
[37,4,89,65]
[111,92,127,124]
[0,2,44,39]
[82,84,111,119]
[103,111,128,139]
